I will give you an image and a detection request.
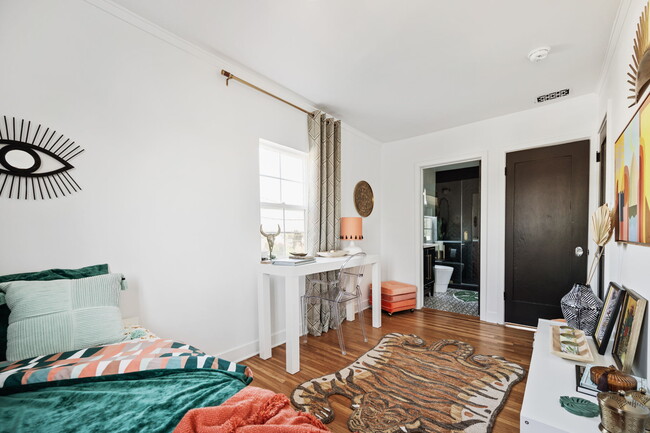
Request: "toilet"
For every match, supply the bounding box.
[434,265,454,293]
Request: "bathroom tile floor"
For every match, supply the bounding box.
[424,288,479,316]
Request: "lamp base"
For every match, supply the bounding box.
[344,240,362,255]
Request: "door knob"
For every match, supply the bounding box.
[574,246,584,257]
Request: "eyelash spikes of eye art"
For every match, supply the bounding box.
[0,116,85,200]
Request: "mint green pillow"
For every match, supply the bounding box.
[0,264,109,362]
[2,273,126,362]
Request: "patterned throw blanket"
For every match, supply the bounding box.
[0,338,251,391]
[0,339,253,433]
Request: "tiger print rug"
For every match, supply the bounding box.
[290,333,526,433]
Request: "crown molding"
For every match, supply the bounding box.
[84,0,321,115]
[595,0,635,96]
[85,0,380,144]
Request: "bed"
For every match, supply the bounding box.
[0,265,330,433]
[0,331,253,433]
[0,265,252,433]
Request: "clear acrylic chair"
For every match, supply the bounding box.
[301,252,368,355]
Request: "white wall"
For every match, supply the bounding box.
[597,0,649,377]
[341,125,382,307]
[0,0,380,362]
[380,94,599,323]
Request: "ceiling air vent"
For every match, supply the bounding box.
[536,89,570,103]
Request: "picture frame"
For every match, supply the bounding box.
[612,287,647,373]
[614,90,650,246]
[593,282,625,355]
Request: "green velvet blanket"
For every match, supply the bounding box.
[0,368,252,433]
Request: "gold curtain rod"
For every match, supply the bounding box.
[220,70,314,116]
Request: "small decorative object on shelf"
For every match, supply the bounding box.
[260,224,281,260]
[561,284,604,336]
[550,325,594,363]
[561,204,614,335]
[559,396,600,418]
[576,364,648,398]
[598,390,650,433]
[590,366,638,392]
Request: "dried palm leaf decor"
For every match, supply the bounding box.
[629,2,650,107]
[561,204,615,335]
[586,204,615,286]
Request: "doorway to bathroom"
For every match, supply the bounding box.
[422,161,480,317]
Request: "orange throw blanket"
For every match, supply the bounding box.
[173,387,330,433]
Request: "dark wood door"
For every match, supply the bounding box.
[505,140,590,326]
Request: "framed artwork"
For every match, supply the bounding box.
[612,287,647,373]
[614,92,650,245]
[593,282,625,355]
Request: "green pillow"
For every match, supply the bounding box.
[2,273,126,362]
[0,264,108,361]
[0,264,109,285]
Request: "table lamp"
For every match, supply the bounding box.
[340,217,363,254]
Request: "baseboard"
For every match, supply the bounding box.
[216,330,286,363]
[216,301,370,363]
[505,322,537,332]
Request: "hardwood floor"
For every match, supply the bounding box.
[242,309,534,433]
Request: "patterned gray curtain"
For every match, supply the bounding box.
[305,111,343,336]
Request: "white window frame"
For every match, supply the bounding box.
[259,139,308,257]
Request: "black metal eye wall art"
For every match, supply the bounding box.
[0,116,84,200]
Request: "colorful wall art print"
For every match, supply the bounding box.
[613,288,647,373]
[615,95,650,244]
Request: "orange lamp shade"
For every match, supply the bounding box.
[340,217,363,240]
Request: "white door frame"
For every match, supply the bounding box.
[414,152,488,320]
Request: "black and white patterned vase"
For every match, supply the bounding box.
[560,284,603,336]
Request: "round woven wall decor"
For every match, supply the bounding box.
[354,181,374,217]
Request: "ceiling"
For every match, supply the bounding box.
[111,0,622,142]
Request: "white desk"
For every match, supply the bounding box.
[521,319,614,432]
[258,254,381,374]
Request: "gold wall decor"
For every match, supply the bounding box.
[629,3,650,107]
[353,180,374,217]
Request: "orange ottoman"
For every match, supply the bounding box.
[370,280,417,315]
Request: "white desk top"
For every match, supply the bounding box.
[259,254,380,277]
[521,319,614,432]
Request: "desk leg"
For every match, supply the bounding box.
[372,262,382,328]
[258,273,272,360]
[285,275,300,374]
[346,302,355,321]
[298,276,306,336]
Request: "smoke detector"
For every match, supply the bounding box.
[528,46,551,63]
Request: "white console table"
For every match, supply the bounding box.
[258,254,381,374]
[521,319,614,432]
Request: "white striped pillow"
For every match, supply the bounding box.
[1,274,126,362]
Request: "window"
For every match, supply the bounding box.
[259,140,307,258]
